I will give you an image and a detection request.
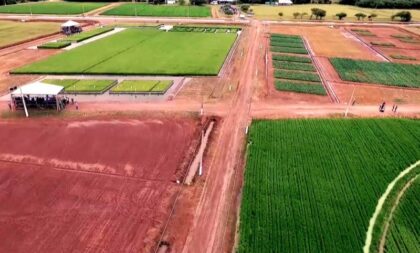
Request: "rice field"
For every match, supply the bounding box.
[43,79,116,93]
[102,3,211,17]
[0,2,107,15]
[239,119,420,253]
[13,28,237,76]
[110,80,172,94]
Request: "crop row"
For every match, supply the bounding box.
[274,80,326,95]
[272,54,312,63]
[272,60,315,72]
[275,70,321,82]
[238,119,420,253]
[171,26,240,33]
[330,58,420,88]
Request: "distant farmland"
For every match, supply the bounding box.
[0,2,107,15]
[13,28,237,76]
[102,3,211,17]
[239,119,420,253]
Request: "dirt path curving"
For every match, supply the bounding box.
[378,174,419,253]
[363,160,420,253]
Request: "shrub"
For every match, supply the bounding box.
[240,4,250,12]
[300,12,308,19]
[293,12,300,19]
[392,11,412,22]
[390,55,416,61]
[278,12,283,17]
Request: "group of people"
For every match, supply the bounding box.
[8,95,79,111]
[379,102,398,113]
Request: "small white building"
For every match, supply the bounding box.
[275,0,293,5]
[167,0,176,4]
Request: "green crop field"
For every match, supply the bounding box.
[0,2,107,15]
[110,80,172,93]
[274,80,326,95]
[60,27,114,43]
[384,178,420,253]
[38,41,71,49]
[272,54,312,63]
[43,79,116,93]
[275,69,321,82]
[250,4,420,21]
[13,28,236,76]
[0,20,60,48]
[330,58,420,88]
[272,60,315,72]
[239,119,420,253]
[102,3,210,17]
[271,46,308,54]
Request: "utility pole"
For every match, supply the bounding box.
[20,88,28,118]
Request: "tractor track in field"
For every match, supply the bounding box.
[363,160,420,253]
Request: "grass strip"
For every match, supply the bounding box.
[272,60,315,72]
[60,27,114,43]
[270,41,305,48]
[275,69,321,82]
[271,46,308,55]
[37,41,70,49]
[371,41,395,47]
[272,54,312,63]
[274,80,326,95]
[390,55,416,61]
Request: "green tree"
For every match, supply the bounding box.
[241,4,250,12]
[336,12,347,20]
[293,12,300,19]
[355,13,367,21]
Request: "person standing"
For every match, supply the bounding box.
[75,102,79,110]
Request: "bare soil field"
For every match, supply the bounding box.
[270,25,382,60]
[349,26,420,63]
[0,116,201,253]
[0,49,59,95]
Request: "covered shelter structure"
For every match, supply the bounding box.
[61,20,82,35]
[10,82,68,116]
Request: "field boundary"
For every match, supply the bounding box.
[218,31,241,78]
[363,160,420,253]
[346,28,391,62]
[378,174,419,253]
[302,37,339,103]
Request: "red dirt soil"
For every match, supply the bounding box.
[349,26,420,63]
[0,116,200,253]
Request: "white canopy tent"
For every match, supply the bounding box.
[11,82,64,96]
[61,20,82,35]
[277,0,293,5]
[61,20,80,28]
[10,82,66,117]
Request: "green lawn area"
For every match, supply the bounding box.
[110,80,172,93]
[13,28,237,76]
[60,27,114,43]
[251,4,420,21]
[330,58,420,88]
[239,119,420,253]
[102,3,211,17]
[0,2,107,15]
[43,79,116,93]
[0,20,60,48]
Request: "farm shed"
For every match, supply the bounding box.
[61,20,82,35]
[10,82,67,115]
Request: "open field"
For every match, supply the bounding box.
[43,79,116,93]
[0,21,60,48]
[330,58,420,88]
[251,4,420,21]
[239,119,420,253]
[0,2,107,15]
[13,28,236,76]
[102,3,211,17]
[384,178,420,253]
[0,117,200,253]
